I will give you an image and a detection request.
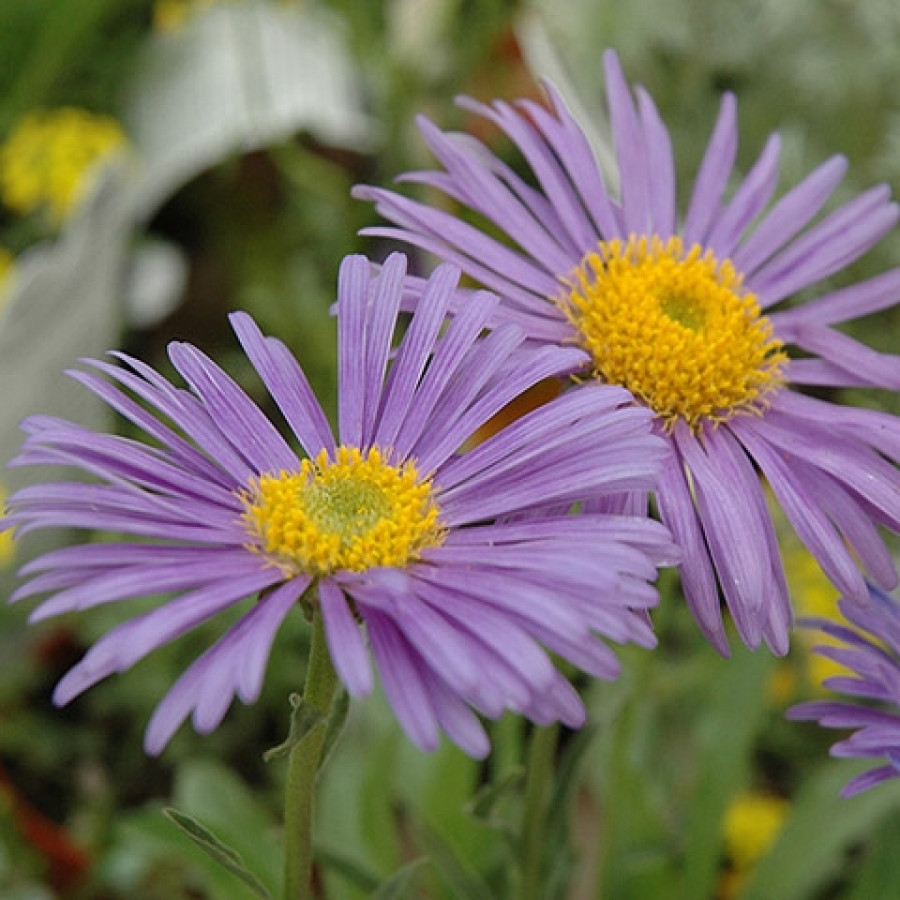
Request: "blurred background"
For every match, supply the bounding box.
[1,1,899,897]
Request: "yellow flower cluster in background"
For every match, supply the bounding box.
[788,545,849,687]
[0,481,14,568]
[0,107,125,223]
[153,0,218,31]
[723,790,788,870]
[720,790,789,897]
[765,493,851,704]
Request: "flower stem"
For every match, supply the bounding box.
[283,610,338,900]
[516,721,560,900]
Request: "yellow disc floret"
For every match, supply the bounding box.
[242,446,444,577]
[560,235,787,429]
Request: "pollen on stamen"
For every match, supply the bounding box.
[241,446,444,577]
[559,235,787,429]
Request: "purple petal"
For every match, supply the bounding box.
[734,155,847,276]
[683,93,738,248]
[167,341,299,476]
[229,311,335,459]
[318,578,372,696]
[143,580,302,754]
[366,611,440,752]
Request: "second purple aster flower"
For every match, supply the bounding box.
[3,252,676,758]
[355,49,900,656]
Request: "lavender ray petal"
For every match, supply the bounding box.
[349,569,482,698]
[66,366,232,489]
[413,343,590,475]
[791,324,900,390]
[523,82,621,239]
[355,188,560,298]
[683,93,738,248]
[29,552,273,621]
[753,188,899,307]
[772,268,900,334]
[229,311,335,459]
[167,341,299,475]
[366,611,440,752]
[360,253,407,446]
[417,665,490,758]
[336,254,372,446]
[142,579,300,754]
[373,263,458,448]
[706,134,781,261]
[318,577,372,696]
[415,114,578,273]
[675,424,774,648]
[730,417,868,602]
[655,440,729,654]
[603,50,651,235]
[636,86,676,239]
[391,291,503,459]
[733,155,847,276]
[53,569,288,704]
[750,409,900,527]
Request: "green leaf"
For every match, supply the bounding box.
[465,765,525,823]
[370,857,430,900]
[678,643,774,900]
[174,760,282,894]
[263,692,325,762]
[843,812,900,900]
[413,817,495,900]
[163,807,271,899]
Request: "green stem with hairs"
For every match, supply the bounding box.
[283,610,338,900]
[516,721,561,900]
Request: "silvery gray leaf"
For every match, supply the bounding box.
[124,0,377,222]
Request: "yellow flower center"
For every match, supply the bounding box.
[242,446,444,577]
[560,236,787,428]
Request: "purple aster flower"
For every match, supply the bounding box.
[788,585,900,796]
[3,252,676,758]
[354,49,900,656]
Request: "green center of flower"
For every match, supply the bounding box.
[242,446,444,576]
[559,235,787,428]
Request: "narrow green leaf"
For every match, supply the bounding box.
[370,857,430,900]
[738,762,900,900]
[413,817,495,900]
[465,765,525,822]
[843,812,900,900]
[162,807,272,899]
[320,688,350,773]
[314,845,382,893]
[263,692,325,762]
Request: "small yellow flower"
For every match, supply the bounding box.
[723,791,788,871]
[0,108,125,223]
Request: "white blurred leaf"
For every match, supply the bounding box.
[124,0,377,221]
[125,239,188,329]
[0,164,129,480]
